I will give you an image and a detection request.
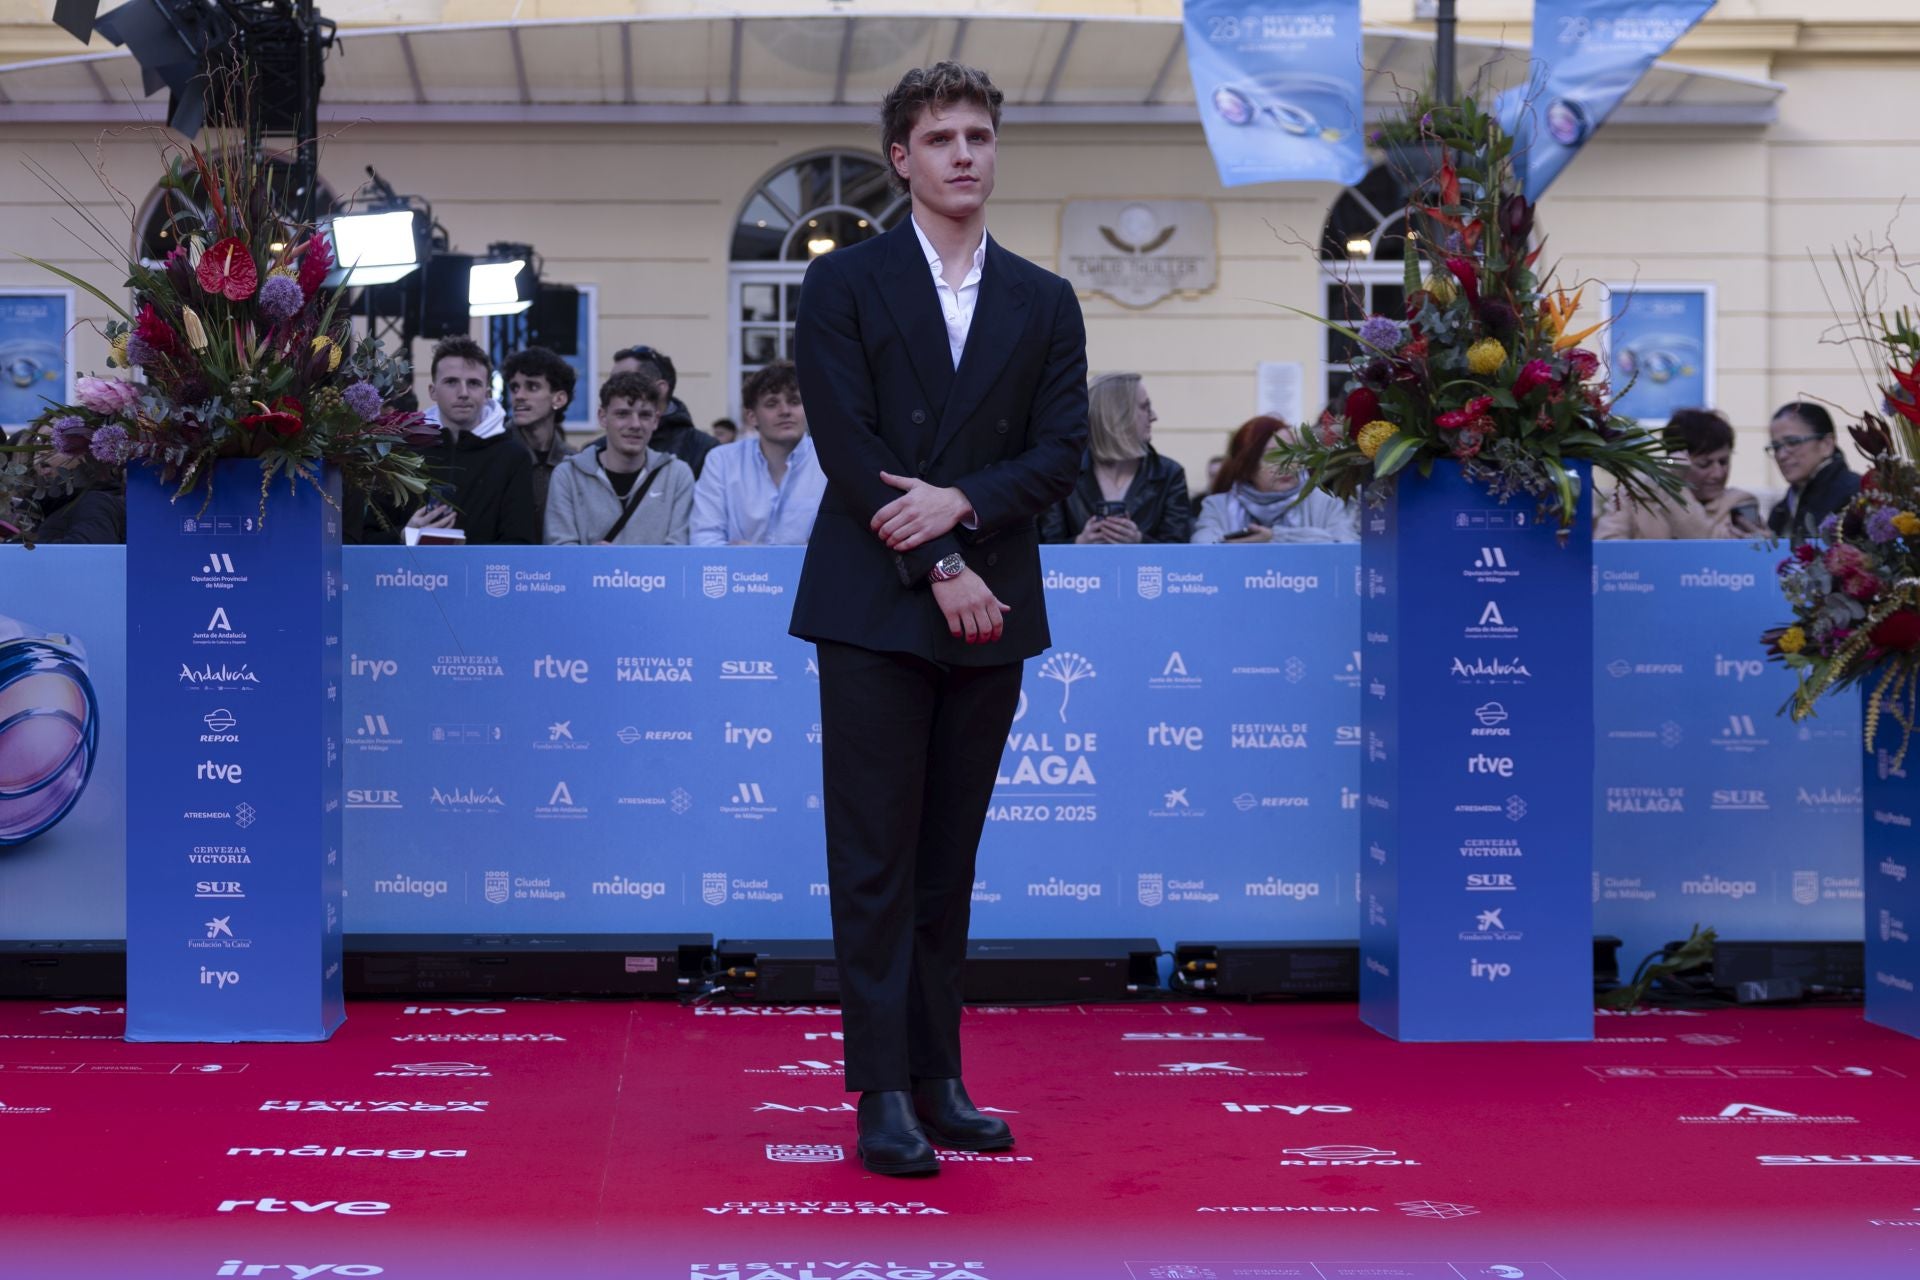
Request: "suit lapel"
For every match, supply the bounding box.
[877,221,956,420]
[930,236,1029,465]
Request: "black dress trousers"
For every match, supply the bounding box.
[814,639,1024,1093]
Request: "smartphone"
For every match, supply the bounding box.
[1222,528,1260,542]
[1099,501,1128,518]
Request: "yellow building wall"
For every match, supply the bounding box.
[3,43,1919,498]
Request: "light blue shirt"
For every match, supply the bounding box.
[689,436,827,547]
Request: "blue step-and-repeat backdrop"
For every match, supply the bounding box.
[0,543,1864,971]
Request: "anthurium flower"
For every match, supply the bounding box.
[196,237,259,302]
[238,396,304,436]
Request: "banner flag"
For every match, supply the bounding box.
[1182,0,1367,188]
[1496,0,1716,200]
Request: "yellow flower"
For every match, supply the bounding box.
[1425,274,1457,306]
[1895,511,1920,537]
[1357,420,1398,460]
[1778,626,1806,656]
[181,306,209,351]
[1467,338,1507,376]
[109,332,129,368]
[310,335,343,373]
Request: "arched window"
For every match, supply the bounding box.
[1319,164,1412,412]
[133,154,335,263]
[727,151,909,416]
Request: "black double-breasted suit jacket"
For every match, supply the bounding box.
[788,219,1089,664]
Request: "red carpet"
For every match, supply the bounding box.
[2,998,1917,1280]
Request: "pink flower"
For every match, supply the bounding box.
[1513,359,1555,398]
[1565,349,1599,380]
[1824,543,1867,576]
[75,376,141,416]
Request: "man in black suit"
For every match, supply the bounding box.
[789,61,1088,1176]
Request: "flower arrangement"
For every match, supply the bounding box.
[1764,290,1920,766]
[5,136,434,532]
[1274,97,1680,529]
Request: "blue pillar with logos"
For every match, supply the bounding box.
[125,461,345,1041]
[1865,733,1920,1038]
[1359,464,1593,1041]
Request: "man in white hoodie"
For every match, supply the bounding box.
[398,337,540,545]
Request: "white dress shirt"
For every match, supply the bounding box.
[911,216,986,369]
[688,435,827,547]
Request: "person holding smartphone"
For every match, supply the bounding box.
[1191,415,1356,543]
[1039,372,1192,544]
[1595,407,1766,540]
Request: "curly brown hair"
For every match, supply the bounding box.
[881,62,1004,196]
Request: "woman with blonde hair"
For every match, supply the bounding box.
[1039,372,1193,544]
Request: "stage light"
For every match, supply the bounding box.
[323,209,422,287]
[90,0,235,137]
[469,257,532,317]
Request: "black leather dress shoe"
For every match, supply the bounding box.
[855,1090,939,1176]
[912,1077,1014,1151]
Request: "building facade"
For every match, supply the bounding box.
[1,0,1915,497]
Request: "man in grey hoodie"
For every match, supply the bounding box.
[544,371,694,545]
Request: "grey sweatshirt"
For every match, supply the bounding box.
[544,445,694,545]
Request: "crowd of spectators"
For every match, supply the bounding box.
[3,330,1855,551]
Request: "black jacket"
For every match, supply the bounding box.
[652,399,719,480]
[27,486,125,544]
[789,222,1088,665]
[359,428,539,545]
[1767,452,1861,543]
[1040,446,1193,544]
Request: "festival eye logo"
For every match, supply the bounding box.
[0,616,100,846]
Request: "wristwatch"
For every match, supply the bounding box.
[927,553,967,583]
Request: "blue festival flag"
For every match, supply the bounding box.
[1183,0,1367,188]
[1498,0,1716,200]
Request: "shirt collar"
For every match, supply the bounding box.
[909,216,986,281]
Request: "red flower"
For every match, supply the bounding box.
[298,234,334,297]
[1436,396,1495,430]
[197,237,260,302]
[1565,348,1599,380]
[1871,610,1920,652]
[1345,386,1380,431]
[1845,571,1884,601]
[238,396,305,437]
[133,302,184,361]
[1513,359,1555,398]
[1445,258,1481,310]
[1793,542,1819,563]
[1888,360,1920,426]
[1402,330,1429,363]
